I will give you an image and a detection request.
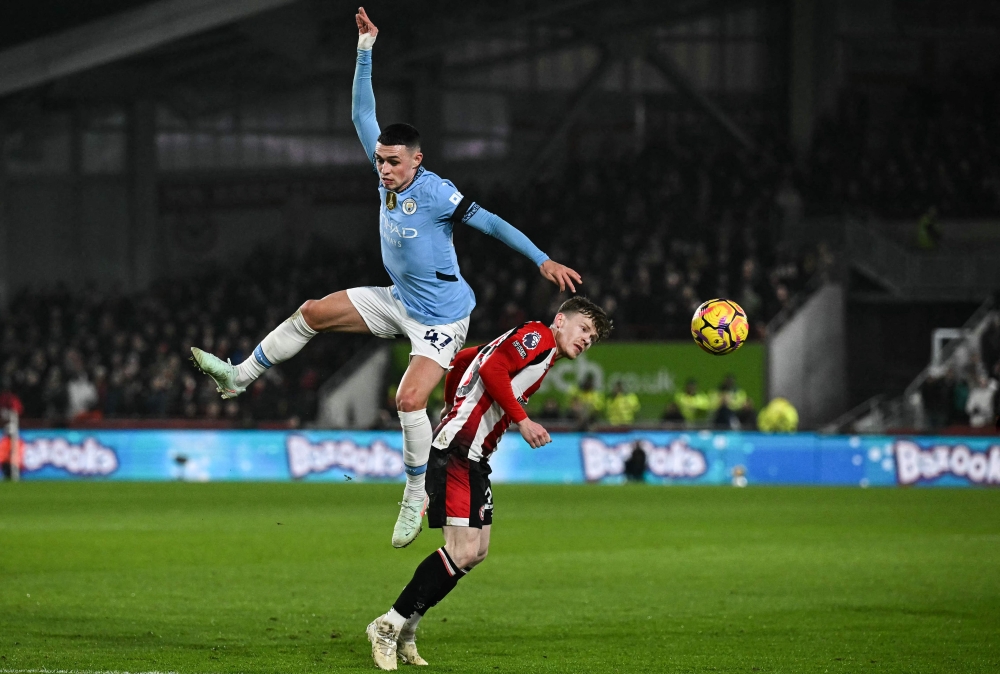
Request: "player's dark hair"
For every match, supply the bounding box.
[557,296,613,343]
[378,123,421,151]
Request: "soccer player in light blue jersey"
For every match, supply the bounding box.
[191,6,581,550]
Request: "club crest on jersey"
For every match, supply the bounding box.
[523,332,542,349]
[386,192,397,210]
[402,198,417,215]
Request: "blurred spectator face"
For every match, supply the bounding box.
[775,284,790,305]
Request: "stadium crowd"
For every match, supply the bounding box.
[459,127,830,341]
[0,124,832,423]
[805,65,1000,219]
[6,65,1000,426]
[0,244,373,425]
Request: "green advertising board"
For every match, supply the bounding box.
[390,341,765,421]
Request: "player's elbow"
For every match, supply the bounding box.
[479,213,500,237]
[351,105,371,129]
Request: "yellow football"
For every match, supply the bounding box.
[691,298,749,355]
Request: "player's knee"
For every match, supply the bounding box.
[396,389,428,413]
[298,299,323,329]
[449,551,475,569]
[447,544,479,570]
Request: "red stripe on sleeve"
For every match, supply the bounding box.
[444,346,479,408]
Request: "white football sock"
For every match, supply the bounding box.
[399,612,422,639]
[384,608,407,632]
[398,409,431,501]
[236,310,317,387]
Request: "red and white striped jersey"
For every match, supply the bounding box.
[433,321,557,462]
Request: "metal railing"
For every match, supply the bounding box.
[825,296,996,434]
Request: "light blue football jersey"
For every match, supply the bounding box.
[375,167,476,325]
[353,48,547,326]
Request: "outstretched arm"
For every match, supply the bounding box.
[352,7,380,165]
[463,206,583,292]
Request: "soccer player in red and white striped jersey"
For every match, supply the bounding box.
[366,297,611,669]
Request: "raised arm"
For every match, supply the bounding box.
[462,205,583,292]
[352,7,380,165]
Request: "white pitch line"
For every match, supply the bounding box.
[0,670,182,674]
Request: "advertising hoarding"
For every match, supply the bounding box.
[16,430,1000,488]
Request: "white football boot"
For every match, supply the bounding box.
[396,633,429,666]
[190,347,246,400]
[366,615,401,671]
[391,496,428,548]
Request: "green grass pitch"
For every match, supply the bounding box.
[1,482,999,673]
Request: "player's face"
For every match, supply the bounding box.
[554,312,597,360]
[374,144,423,191]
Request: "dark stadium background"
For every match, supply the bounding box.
[0,0,997,431]
[2,4,1000,674]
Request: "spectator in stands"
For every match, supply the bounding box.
[0,433,24,480]
[538,398,563,421]
[916,207,942,250]
[568,373,604,424]
[675,378,713,426]
[661,401,684,424]
[605,382,640,426]
[623,442,647,482]
[921,366,953,430]
[949,369,971,426]
[757,397,799,433]
[0,392,23,480]
[378,385,399,430]
[712,374,754,429]
[66,370,99,422]
[980,313,1000,378]
[966,372,998,429]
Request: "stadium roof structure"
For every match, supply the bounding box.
[0,0,758,144]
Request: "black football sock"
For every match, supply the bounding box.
[393,547,467,619]
[422,563,472,614]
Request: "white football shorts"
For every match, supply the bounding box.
[347,285,469,369]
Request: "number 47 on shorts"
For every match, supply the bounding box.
[424,329,453,353]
